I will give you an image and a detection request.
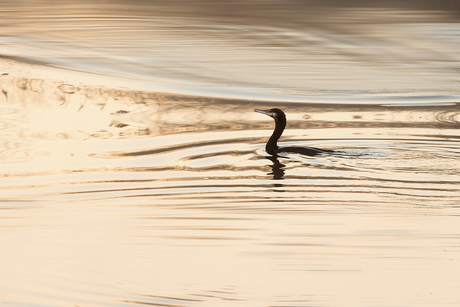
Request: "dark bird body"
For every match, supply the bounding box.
[255,108,333,156]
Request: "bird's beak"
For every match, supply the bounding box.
[254,109,272,117]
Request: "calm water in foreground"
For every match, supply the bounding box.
[1,1,460,306]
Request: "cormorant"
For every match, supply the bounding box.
[255,108,333,156]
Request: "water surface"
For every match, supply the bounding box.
[1,1,460,306]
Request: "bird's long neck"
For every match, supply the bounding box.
[266,116,286,154]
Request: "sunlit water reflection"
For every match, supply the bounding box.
[1,2,460,307]
[1,73,460,306]
[1,1,459,99]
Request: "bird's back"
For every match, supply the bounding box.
[274,146,333,156]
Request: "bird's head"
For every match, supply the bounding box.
[254,108,286,121]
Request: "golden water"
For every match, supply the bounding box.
[1,1,460,306]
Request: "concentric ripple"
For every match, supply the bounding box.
[1,64,460,307]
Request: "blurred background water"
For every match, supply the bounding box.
[1,1,460,306]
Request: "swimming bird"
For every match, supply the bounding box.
[255,108,333,156]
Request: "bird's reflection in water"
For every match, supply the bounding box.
[265,155,285,180]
